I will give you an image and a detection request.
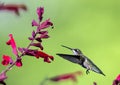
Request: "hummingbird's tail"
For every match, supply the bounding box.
[91,64,106,76]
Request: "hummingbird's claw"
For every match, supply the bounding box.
[86,69,90,74]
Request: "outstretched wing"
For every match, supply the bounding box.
[56,54,80,64]
[85,57,105,76]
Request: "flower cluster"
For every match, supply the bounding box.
[2,34,22,67]
[0,6,54,85]
[25,7,54,63]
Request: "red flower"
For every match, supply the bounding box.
[35,51,54,63]
[49,71,82,82]
[116,74,120,81]
[1,55,13,66]
[6,34,18,56]
[0,3,27,16]
[16,58,22,67]
[113,74,120,85]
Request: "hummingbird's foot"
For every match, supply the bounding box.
[86,69,90,74]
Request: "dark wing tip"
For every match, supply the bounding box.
[101,73,106,76]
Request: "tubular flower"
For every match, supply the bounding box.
[35,51,54,63]
[0,3,27,16]
[6,34,18,56]
[49,71,83,82]
[1,55,13,66]
[36,7,44,21]
[15,58,22,67]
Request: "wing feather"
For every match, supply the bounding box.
[56,54,80,64]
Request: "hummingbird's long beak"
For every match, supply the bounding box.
[61,45,73,50]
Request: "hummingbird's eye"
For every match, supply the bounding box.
[75,49,80,52]
[74,49,78,52]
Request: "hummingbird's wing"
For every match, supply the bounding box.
[84,57,105,76]
[56,54,80,64]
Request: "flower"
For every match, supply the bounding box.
[40,19,53,29]
[32,19,53,32]
[40,31,49,39]
[0,3,27,16]
[113,74,120,85]
[37,7,44,21]
[0,72,7,85]
[15,58,22,67]
[32,20,39,27]
[1,55,22,67]
[49,71,82,82]
[30,43,43,50]
[6,34,18,56]
[19,48,54,63]
[35,51,54,63]
[1,55,13,66]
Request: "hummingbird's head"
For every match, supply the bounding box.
[61,45,82,55]
[72,49,82,55]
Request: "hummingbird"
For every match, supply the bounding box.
[56,45,105,76]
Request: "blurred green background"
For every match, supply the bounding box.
[0,0,120,85]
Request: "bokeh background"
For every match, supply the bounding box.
[0,0,120,85]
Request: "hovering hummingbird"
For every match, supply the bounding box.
[56,45,105,76]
